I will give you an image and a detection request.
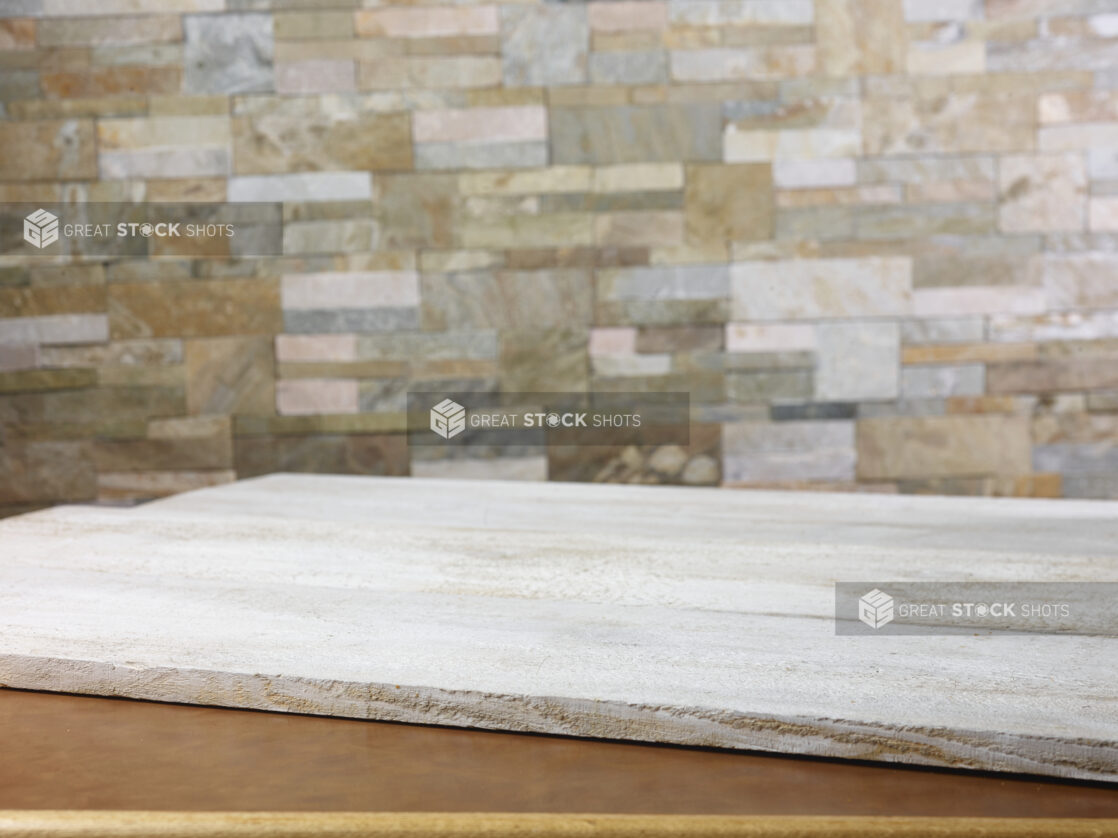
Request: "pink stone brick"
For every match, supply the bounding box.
[355,6,499,39]
[588,1,668,31]
[275,60,356,94]
[276,379,359,416]
[412,107,548,145]
[589,327,637,356]
[281,272,420,310]
[275,334,358,363]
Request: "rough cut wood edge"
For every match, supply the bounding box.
[1,813,1117,838]
[4,655,1116,784]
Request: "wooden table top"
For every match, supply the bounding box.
[1,690,1115,817]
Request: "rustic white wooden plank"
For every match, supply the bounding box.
[0,474,1115,782]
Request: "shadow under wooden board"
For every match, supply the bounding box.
[1,474,1116,782]
[2,812,1118,838]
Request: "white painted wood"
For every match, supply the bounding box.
[0,474,1116,781]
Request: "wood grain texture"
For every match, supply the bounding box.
[0,475,1116,781]
[1,813,1118,838]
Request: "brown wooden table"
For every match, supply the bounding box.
[1,688,1116,820]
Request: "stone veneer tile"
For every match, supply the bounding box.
[863,93,1035,155]
[0,441,95,505]
[685,163,773,245]
[670,46,815,82]
[421,270,592,330]
[724,127,862,162]
[667,0,815,25]
[1035,254,1118,310]
[228,172,372,202]
[355,6,498,39]
[0,314,108,345]
[589,327,637,356]
[901,364,985,399]
[723,420,856,482]
[550,104,722,164]
[233,106,412,174]
[773,158,856,188]
[598,265,728,301]
[235,434,408,479]
[501,4,588,88]
[185,336,274,416]
[108,280,280,340]
[275,60,355,94]
[725,323,816,352]
[998,153,1087,232]
[731,257,912,320]
[37,15,180,46]
[589,51,668,85]
[817,0,907,76]
[912,286,1047,317]
[281,272,420,311]
[276,378,359,416]
[184,14,273,95]
[275,334,358,363]
[283,309,419,335]
[815,322,900,401]
[415,141,547,171]
[411,456,547,482]
[988,359,1118,393]
[359,56,501,90]
[902,0,983,20]
[0,120,96,181]
[413,106,547,144]
[588,1,668,31]
[856,415,1031,480]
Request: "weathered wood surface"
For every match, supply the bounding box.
[1,474,1116,781]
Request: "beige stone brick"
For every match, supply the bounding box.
[595,211,684,247]
[459,167,591,196]
[998,153,1086,232]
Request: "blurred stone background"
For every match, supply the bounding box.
[2,0,1118,514]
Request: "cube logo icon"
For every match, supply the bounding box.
[24,209,59,249]
[430,398,466,439]
[858,589,894,629]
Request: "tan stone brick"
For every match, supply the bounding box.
[0,120,97,181]
[0,19,35,51]
[817,0,908,76]
[37,15,180,47]
[685,163,772,245]
[595,211,684,248]
[857,415,1032,479]
[185,336,275,417]
[109,280,281,340]
[42,66,181,98]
